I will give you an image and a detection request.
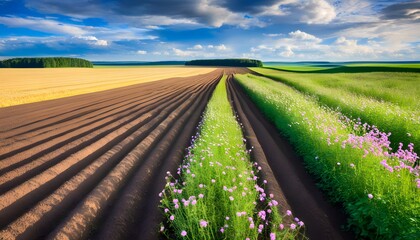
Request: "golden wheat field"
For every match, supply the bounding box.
[0,67,215,107]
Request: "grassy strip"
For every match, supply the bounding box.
[252,68,420,151]
[159,76,303,239]
[235,74,419,239]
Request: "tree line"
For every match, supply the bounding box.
[0,57,93,68]
[185,59,263,67]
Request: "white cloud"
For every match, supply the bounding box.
[289,30,321,42]
[75,35,108,46]
[264,33,285,37]
[248,29,419,61]
[172,48,194,57]
[137,50,147,54]
[280,46,294,57]
[0,16,87,35]
[171,43,232,58]
[191,44,203,50]
[298,0,336,24]
[215,44,227,51]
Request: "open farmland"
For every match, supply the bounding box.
[0,65,418,240]
[0,67,215,107]
[0,69,223,239]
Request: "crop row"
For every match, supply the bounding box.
[235,74,419,239]
[159,76,303,239]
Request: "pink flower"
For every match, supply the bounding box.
[271,200,278,206]
[298,221,304,226]
[270,233,276,240]
[286,210,292,216]
[290,223,296,230]
[180,230,187,237]
[279,223,284,230]
[229,196,234,201]
[170,215,175,221]
[198,194,204,198]
[220,227,224,233]
[368,194,373,199]
[249,223,255,229]
[258,210,266,220]
[200,220,208,227]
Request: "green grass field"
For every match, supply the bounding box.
[235,73,419,239]
[251,68,420,152]
[265,63,420,73]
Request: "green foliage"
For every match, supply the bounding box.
[252,68,420,152]
[185,59,263,67]
[235,74,420,239]
[160,76,301,239]
[0,57,93,68]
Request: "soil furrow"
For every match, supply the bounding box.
[93,77,218,240]
[0,81,188,149]
[0,85,202,215]
[0,73,206,129]
[0,86,198,196]
[45,78,214,240]
[0,77,217,240]
[0,78,207,174]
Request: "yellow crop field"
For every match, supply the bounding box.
[0,67,215,107]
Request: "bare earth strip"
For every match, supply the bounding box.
[0,67,215,108]
[0,69,222,240]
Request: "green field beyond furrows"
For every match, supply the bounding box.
[159,76,302,239]
[235,73,419,239]
[252,68,420,152]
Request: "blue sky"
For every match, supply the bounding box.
[0,0,419,61]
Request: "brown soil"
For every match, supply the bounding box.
[0,69,225,240]
[227,76,355,240]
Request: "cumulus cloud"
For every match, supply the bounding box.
[289,30,321,42]
[137,50,147,54]
[296,0,336,24]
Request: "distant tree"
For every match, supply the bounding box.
[0,57,93,68]
[185,59,263,67]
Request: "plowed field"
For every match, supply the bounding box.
[0,69,223,240]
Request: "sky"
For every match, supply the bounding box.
[0,0,419,61]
